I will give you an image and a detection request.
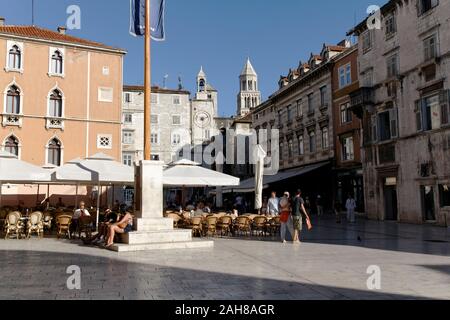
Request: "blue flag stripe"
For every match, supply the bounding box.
[130,0,165,41]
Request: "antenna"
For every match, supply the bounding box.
[178,74,183,90]
[31,0,35,26]
[163,74,169,88]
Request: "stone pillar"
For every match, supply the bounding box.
[139,160,164,219]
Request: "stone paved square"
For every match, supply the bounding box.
[0,217,449,300]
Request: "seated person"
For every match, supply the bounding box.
[88,208,118,245]
[203,203,212,214]
[104,211,134,248]
[56,197,66,209]
[71,201,91,235]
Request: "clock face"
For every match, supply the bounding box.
[194,111,211,128]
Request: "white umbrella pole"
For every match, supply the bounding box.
[36,184,40,206]
[0,182,3,208]
[96,183,100,232]
[75,184,79,207]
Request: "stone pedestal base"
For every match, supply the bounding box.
[111,160,214,252]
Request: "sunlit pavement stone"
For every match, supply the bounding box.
[0,216,449,300]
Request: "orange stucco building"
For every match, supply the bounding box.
[0,20,126,206]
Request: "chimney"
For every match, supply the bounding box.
[57,26,67,35]
[0,17,5,26]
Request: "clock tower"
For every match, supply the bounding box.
[191,66,218,146]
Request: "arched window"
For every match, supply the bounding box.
[4,136,19,157]
[199,79,206,92]
[51,50,63,74]
[47,138,62,166]
[8,45,21,70]
[49,89,63,117]
[6,85,21,114]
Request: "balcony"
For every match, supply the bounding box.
[349,87,375,118]
[46,117,65,130]
[319,103,329,113]
[2,114,23,127]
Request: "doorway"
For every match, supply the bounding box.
[384,185,398,221]
[421,186,436,221]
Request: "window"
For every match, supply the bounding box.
[296,99,303,117]
[387,54,398,78]
[151,133,159,144]
[439,184,450,207]
[378,108,398,141]
[8,45,21,70]
[298,136,304,155]
[385,14,397,37]
[123,153,133,166]
[204,129,211,140]
[424,34,438,61]
[49,89,63,118]
[151,94,158,104]
[102,66,110,76]
[342,136,354,161]
[416,91,449,131]
[98,87,113,102]
[320,86,328,107]
[6,85,21,114]
[308,93,314,113]
[151,154,160,161]
[288,139,293,158]
[362,31,372,53]
[339,64,352,88]
[172,115,181,125]
[278,111,282,125]
[321,127,329,149]
[47,138,62,166]
[418,0,438,15]
[151,115,159,124]
[199,79,206,92]
[4,136,19,157]
[248,80,253,91]
[172,133,181,145]
[173,96,181,105]
[287,105,293,122]
[97,135,112,149]
[124,113,133,124]
[51,50,63,74]
[340,103,352,124]
[309,131,316,153]
[362,70,374,87]
[122,131,134,144]
[279,142,284,161]
[124,93,132,103]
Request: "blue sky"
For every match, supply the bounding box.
[2,0,385,117]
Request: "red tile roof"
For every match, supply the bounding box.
[0,25,126,53]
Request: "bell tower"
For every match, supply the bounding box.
[237,58,261,116]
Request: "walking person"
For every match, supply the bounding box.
[267,192,280,217]
[316,195,324,217]
[346,194,357,223]
[279,192,294,244]
[292,190,311,244]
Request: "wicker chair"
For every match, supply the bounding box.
[269,216,281,236]
[167,213,182,229]
[205,216,218,237]
[217,215,233,237]
[78,216,94,239]
[42,212,53,233]
[56,215,72,239]
[26,212,44,239]
[190,216,203,238]
[235,216,251,237]
[4,211,24,239]
[252,216,268,237]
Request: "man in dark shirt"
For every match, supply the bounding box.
[292,189,308,243]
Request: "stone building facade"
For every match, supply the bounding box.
[331,46,364,211]
[349,0,450,226]
[121,85,191,165]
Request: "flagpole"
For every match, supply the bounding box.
[144,0,152,160]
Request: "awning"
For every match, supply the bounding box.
[223,162,329,193]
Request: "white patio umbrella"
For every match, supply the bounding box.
[53,153,134,229]
[254,145,267,212]
[0,151,52,207]
[163,159,240,187]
